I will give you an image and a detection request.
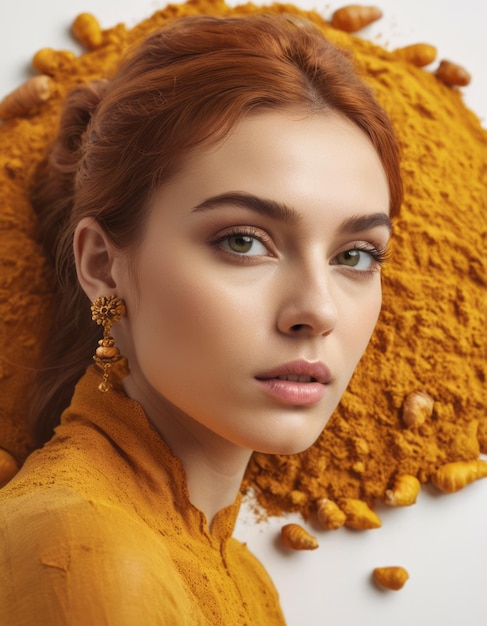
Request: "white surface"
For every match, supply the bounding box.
[236,480,487,626]
[0,0,486,124]
[1,2,486,625]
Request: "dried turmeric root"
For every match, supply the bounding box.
[402,390,434,427]
[338,498,381,529]
[0,449,19,488]
[0,75,53,121]
[72,13,103,50]
[435,60,471,87]
[394,43,437,67]
[373,566,409,590]
[331,5,382,33]
[281,523,319,550]
[384,474,421,506]
[32,48,76,76]
[316,498,346,530]
[431,460,487,493]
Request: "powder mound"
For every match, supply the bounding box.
[0,0,485,520]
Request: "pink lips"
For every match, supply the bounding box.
[255,359,331,406]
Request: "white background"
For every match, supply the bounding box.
[1,0,486,124]
[1,2,486,625]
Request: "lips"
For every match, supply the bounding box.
[255,360,331,406]
[255,360,332,385]
[277,374,314,382]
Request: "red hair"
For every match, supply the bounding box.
[30,13,402,442]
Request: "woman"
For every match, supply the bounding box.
[0,13,402,625]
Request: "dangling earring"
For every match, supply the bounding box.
[91,295,126,392]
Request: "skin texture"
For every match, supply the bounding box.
[75,109,390,523]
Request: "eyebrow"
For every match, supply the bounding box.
[340,213,392,235]
[192,192,301,225]
[192,191,391,233]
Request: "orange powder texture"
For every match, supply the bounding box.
[0,1,485,520]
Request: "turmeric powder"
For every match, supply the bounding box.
[0,0,485,536]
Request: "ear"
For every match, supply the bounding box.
[74,217,118,302]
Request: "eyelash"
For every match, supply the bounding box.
[209,228,389,272]
[336,243,390,271]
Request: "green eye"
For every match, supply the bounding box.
[336,249,362,267]
[333,247,385,272]
[211,228,272,259]
[227,235,254,253]
[220,234,268,256]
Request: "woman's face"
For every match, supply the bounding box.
[114,110,391,455]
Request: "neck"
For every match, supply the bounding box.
[182,439,252,528]
[123,374,252,527]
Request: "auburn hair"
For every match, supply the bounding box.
[30,13,402,442]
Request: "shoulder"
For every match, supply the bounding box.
[226,537,285,623]
[227,535,275,585]
[0,488,195,625]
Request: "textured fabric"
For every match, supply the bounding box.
[0,366,285,625]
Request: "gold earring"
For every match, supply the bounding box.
[91,295,126,392]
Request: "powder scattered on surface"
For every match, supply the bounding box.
[0,0,485,523]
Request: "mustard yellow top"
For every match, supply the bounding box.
[0,366,285,625]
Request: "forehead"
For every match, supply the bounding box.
[150,109,390,224]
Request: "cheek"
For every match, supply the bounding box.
[341,283,382,359]
[135,267,212,351]
[127,252,263,375]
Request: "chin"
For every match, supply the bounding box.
[253,425,327,457]
[259,405,337,456]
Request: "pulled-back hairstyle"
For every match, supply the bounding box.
[30,13,402,443]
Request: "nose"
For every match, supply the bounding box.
[276,267,338,337]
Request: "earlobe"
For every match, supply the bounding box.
[74,217,117,301]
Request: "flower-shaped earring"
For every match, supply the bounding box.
[91,295,126,392]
